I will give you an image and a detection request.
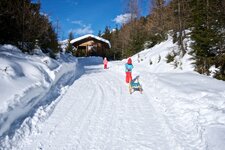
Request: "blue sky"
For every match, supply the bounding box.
[39,0,149,40]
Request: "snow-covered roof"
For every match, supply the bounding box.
[70,34,111,48]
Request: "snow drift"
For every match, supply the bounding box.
[0,45,78,145]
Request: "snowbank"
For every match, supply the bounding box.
[0,45,78,143]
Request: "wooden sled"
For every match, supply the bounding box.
[129,76,143,94]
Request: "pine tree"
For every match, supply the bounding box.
[0,0,60,55]
[110,25,122,60]
[66,32,75,54]
[98,30,102,37]
[102,26,111,41]
[189,0,225,76]
[170,0,191,56]
[0,0,25,45]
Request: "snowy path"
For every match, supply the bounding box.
[17,58,173,150]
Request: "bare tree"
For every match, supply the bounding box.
[127,0,140,21]
[150,0,165,33]
[170,0,191,56]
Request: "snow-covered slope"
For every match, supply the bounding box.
[130,35,194,73]
[0,45,78,145]
[130,35,225,149]
[0,35,225,150]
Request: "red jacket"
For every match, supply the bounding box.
[103,58,108,65]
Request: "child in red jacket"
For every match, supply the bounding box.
[103,57,108,69]
[125,57,133,83]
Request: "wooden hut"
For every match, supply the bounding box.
[70,34,111,57]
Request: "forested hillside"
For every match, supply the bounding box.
[0,0,60,56]
[1,0,225,80]
[102,0,225,80]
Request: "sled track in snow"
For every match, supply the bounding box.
[1,58,177,149]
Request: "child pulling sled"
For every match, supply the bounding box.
[125,57,143,94]
[125,57,133,83]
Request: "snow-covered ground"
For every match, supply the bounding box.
[0,35,225,150]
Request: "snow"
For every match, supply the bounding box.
[0,35,225,150]
[59,39,69,53]
[70,34,111,48]
[0,44,78,145]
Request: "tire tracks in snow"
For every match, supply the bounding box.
[11,58,176,150]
